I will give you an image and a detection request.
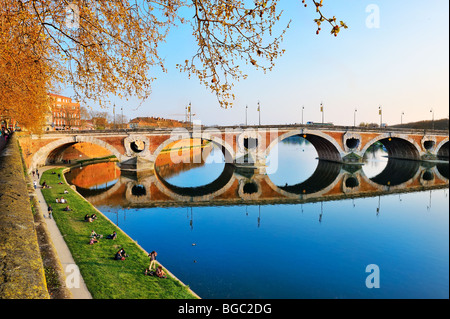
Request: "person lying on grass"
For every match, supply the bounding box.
[106,231,117,240]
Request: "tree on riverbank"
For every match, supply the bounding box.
[0,0,346,132]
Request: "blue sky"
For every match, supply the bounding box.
[63,0,449,126]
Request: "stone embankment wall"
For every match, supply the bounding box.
[0,134,49,298]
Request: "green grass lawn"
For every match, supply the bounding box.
[40,168,198,299]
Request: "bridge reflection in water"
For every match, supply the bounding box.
[65,156,449,209]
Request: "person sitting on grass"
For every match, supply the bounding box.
[63,205,71,211]
[106,231,117,240]
[90,230,102,239]
[64,189,69,194]
[89,237,99,245]
[156,266,166,279]
[91,213,97,220]
[84,214,92,222]
[114,248,128,260]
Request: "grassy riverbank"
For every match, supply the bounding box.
[40,167,198,299]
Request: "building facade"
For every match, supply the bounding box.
[47,93,81,131]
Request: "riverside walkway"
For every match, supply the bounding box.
[33,166,92,299]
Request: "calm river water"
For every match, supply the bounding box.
[66,136,449,299]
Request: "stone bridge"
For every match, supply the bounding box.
[18,124,449,173]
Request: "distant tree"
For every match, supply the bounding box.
[89,111,110,130]
[80,106,91,121]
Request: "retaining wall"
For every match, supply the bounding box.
[0,134,49,299]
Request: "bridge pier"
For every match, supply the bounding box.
[119,157,154,173]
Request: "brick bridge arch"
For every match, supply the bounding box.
[264,128,346,162]
[30,135,127,172]
[359,133,422,160]
[151,129,236,164]
[436,139,449,158]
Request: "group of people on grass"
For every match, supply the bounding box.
[145,251,166,278]
[56,196,67,203]
[89,230,114,244]
[40,172,167,280]
[84,213,97,222]
[54,195,71,211]
[87,229,166,278]
[90,229,166,278]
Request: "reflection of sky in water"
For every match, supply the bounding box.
[266,136,318,185]
[101,188,449,299]
[362,146,389,178]
[160,143,225,188]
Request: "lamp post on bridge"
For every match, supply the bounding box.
[401,111,404,125]
[245,105,248,126]
[378,105,382,128]
[354,108,357,127]
[320,102,324,124]
[113,103,116,129]
[430,108,434,130]
[301,105,304,125]
[257,101,261,126]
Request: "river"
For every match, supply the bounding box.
[65,136,449,299]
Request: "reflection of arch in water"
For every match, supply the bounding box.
[153,163,236,200]
[74,179,119,197]
[69,176,126,204]
[265,160,343,198]
[265,130,345,163]
[237,178,263,200]
[125,179,152,203]
[341,172,361,195]
[436,140,449,159]
[436,163,449,180]
[368,158,420,188]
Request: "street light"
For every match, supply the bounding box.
[430,108,434,130]
[401,111,404,125]
[257,101,261,126]
[113,103,116,129]
[354,108,357,127]
[245,105,248,126]
[301,105,304,125]
[320,102,324,124]
[378,105,382,128]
